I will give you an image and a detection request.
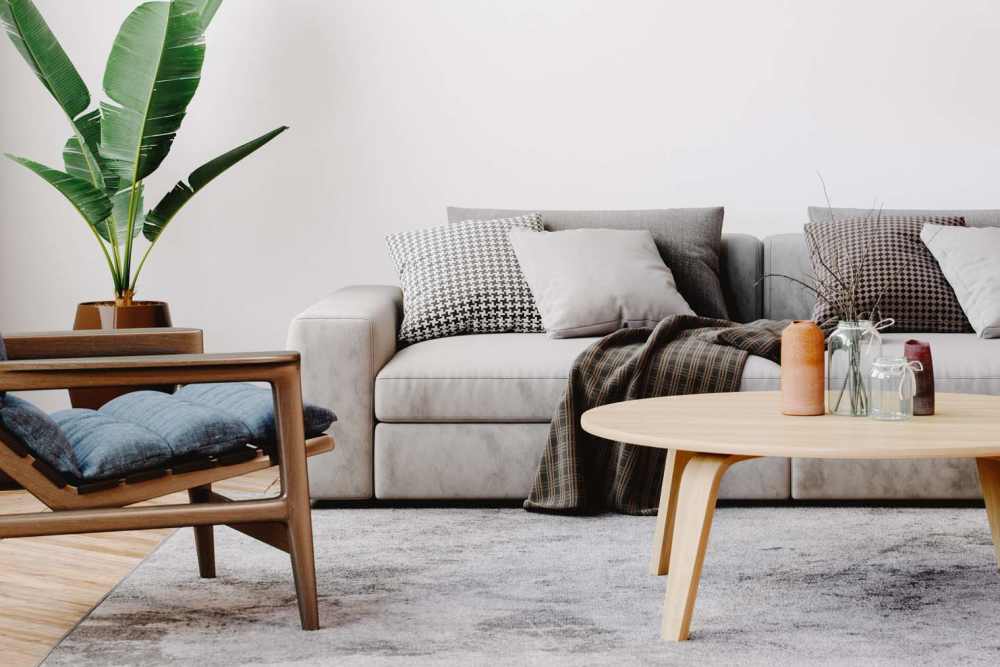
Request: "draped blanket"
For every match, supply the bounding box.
[523,315,787,515]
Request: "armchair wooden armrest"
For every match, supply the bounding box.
[3,327,204,360]
[0,351,300,392]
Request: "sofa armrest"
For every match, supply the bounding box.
[286,285,402,499]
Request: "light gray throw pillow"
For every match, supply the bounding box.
[509,228,694,338]
[921,225,1000,338]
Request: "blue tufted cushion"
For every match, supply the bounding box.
[100,391,252,459]
[50,409,173,481]
[174,383,337,444]
[0,394,82,479]
[0,332,83,478]
[0,373,337,483]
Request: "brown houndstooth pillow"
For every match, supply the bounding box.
[805,215,973,333]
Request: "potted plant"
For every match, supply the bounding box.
[1,0,287,406]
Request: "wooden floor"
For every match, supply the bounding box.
[0,469,279,667]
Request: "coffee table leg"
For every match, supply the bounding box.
[976,458,1000,568]
[650,450,693,575]
[661,453,746,641]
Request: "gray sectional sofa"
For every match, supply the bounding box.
[288,207,1000,502]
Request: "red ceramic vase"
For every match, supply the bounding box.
[904,339,935,416]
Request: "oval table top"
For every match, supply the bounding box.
[580,392,1000,459]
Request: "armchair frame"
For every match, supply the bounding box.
[0,328,333,630]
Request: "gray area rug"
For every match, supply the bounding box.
[45,507,1000,666]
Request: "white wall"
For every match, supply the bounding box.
[2,0,998,405]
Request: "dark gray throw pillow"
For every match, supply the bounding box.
[804,215,972,333]
[447,207,729,320]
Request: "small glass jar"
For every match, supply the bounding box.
[869,357,918,421]
[827,320,883,417]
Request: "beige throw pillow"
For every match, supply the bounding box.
[921,224,1000,338]
[509,228,694,338]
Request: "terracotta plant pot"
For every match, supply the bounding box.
[780,320,826,416]
[69,300,173,409]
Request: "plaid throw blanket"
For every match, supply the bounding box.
[524,315,788,515]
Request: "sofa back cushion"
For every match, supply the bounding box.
[447,207,729,320]
[808,207,1000,228]
[720,233,763,323]
[764,209,1000,321]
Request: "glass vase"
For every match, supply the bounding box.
[827,320,882,417]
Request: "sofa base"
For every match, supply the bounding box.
[374,423,791,500]
[791,458,982,500]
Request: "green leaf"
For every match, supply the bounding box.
[100,0,206,183]
[63,109,121,193]
[99,185,144,244]
[1,0,104,191]
[0,0,89,118]
[144,125,288,241]
[6,154,112,226]
[191,0,223,30]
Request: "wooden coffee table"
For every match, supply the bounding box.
[581,391,1000,641]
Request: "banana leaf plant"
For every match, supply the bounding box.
[0,0,287,303]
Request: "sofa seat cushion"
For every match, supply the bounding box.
[895,333,1000,393]
[739,333,999,394]
[376,334,599,422]
[376,332,999,423]
[376,332,786,422]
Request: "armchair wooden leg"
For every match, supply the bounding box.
[287,501,319,630]
[188,485,216,579]
[274,367,320,631]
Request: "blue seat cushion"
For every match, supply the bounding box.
[174,383,337,444]
[99,391,253,459]
[0,380,336,484]
[50,409,174,481]
[0,393,82,479]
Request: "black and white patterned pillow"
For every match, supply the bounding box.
[387,215,545,343]
[806,215,972,333]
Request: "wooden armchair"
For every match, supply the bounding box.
[0,328,333,630]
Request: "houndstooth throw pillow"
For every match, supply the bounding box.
[387,215,545,343]
[806,215,972,333]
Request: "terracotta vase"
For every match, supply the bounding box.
[780,320,826,416]
[904,339,935,416]
[69,299,173,409]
